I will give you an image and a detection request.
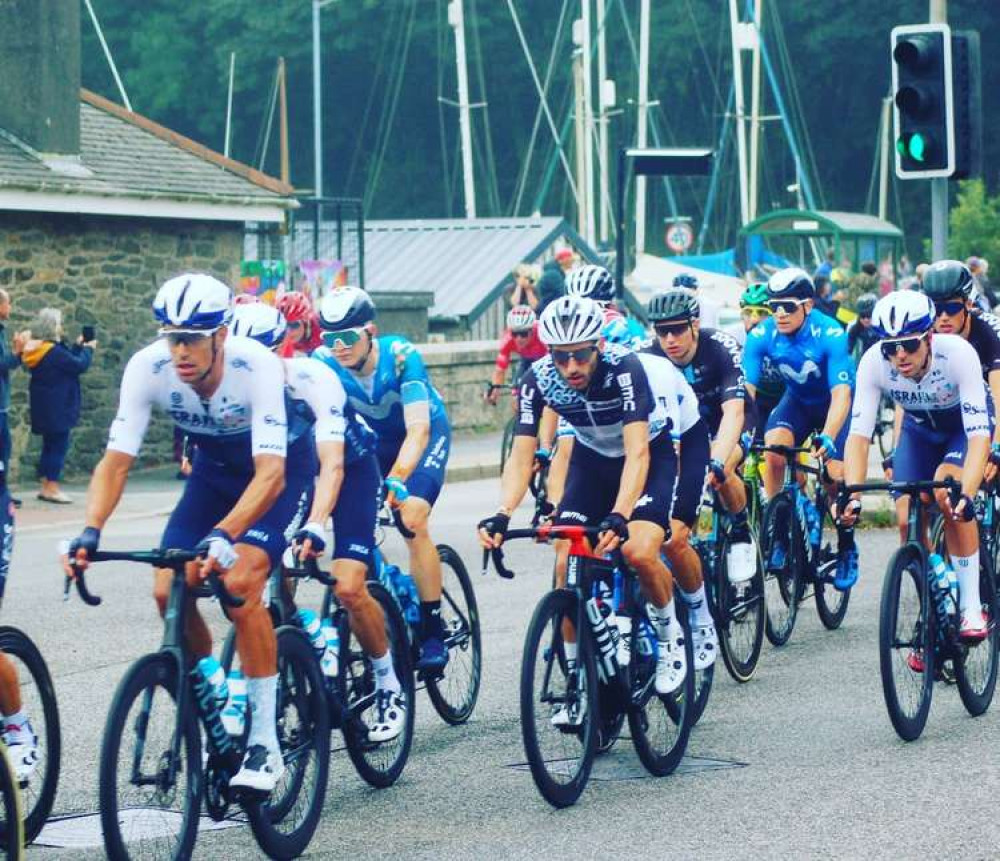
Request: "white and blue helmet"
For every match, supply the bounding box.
[538,296,605,346]
[229,302,288,349]
[153,273,232,332]
[871,291,935,339]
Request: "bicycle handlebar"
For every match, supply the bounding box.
[282,553,336,587]
[481,525,606,580]
[750,443,814,456]
[837,477,961,508]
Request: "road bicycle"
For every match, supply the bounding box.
[484,524,695,808]
[757,444,852,646]
[69,549,330,860]
[873,394,895,460]
[841,478,999,741]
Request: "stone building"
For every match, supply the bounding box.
[0,1,295,479]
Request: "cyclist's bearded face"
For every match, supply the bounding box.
[552,340,599,390]
[168,329,223,384]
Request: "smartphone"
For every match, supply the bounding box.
[82,325,95,342]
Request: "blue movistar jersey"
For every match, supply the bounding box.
[314,335,449,457]
[743,310,854,407]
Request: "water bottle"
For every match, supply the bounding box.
[946,565,960,611]
[382,564,421,626]
[928,554,957,629]
[319,618,339,678]
[195,656,228,709]
[585,597,617,683]
[596,581,620,649]
[193,656,236,754]
[803,496,822,548]
[295,608,327,662]
[616,614,632,667]
[221,669,247,736]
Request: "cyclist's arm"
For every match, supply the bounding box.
[956,343,991,498]
[712,399,744,464]
[216,453,286,540]
[843,349,883,505]
[389,346,436,480]
[987,368,1000,447]
[499,375,546,512]
[305,441,345,526]
[821,384,853,445]
[713,332,746,462]
[82,449,134,531]
[538,406,558,452]
[613,420,650,519]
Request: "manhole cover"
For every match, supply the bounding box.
[33,809,246,849]
[507,753,746,782]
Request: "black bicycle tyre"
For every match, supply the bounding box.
[879,544,934,742]
[425,545,482,725]
[519,589,598,808]
[681,567,714,727]
[340,582,416,788]
[814,506,852,631]
[244,627,330,860]
[500,417,516,472]
[99,653,201,861]
[761,492,801,647]
[0,742,22,860]
[0,627,60,844]
[954,545,1000,717]
[715,531,765,683]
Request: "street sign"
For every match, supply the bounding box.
[665,221,694,254]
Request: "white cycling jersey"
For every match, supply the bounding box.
[635,353,701,437]
[849,333,989,439]
[108,336,288,464]
[283,357,347,445]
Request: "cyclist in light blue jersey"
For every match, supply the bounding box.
[315,287,452,675]
[742,267,858,589]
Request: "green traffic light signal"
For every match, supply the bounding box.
[908,132,927,162]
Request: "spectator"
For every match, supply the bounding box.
[845,260,879,308]
[813,274,841,321]
[967,256,998,311]
[0,290,28,505]
[554,246,576,274]
[21,308,95,504]
[535,258,566,315]
[914,262,929,285]
[814,248,835,281]
[509,263,541,310]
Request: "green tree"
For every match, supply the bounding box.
[948,179,1000,264]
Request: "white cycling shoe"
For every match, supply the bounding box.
[655,632,687,695]
[5,729,38,784]
[692,622,719,671]
[727,539,757,584]
[368,689,407,743]
[230,744,285,793]
[550,696,587,728]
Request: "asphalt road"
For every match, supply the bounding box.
[10,477,1000,859]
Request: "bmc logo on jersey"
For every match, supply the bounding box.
[617,372,635,411]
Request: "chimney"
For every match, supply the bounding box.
[0,0,81,156]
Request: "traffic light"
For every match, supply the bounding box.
[950,30,982,179]
[891,23,954,178]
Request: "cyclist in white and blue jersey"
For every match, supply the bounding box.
[229,303,406,742]
[63,274,311,792]
[314,287,452,675]
[842,291,990,641]
[742,267,859,589]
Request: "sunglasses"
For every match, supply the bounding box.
[511,330,532,339]
[880,334,927,359]
[161,330,214,347]
[933,300,966,317]
[741,307,772,319]
[551,345,596,366]
[321,327,366,348]
[654,321,692,338]
[767,299,807,315]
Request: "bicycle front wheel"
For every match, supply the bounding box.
[879,545,934,741]
[954,547,999,717]
[761,492,801,647]
[814,507,851,630]
[715,532,765,683]
[500,417,516,471]
[519,589,598,809]
[425,545,482,725]
[0,627,60,844]
[99,653,202,861]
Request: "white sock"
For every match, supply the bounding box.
[372,650,401,694]
[247,675,279,753]
[951,552,982,616]
[680,585,713,627]
[1,710,28,742]
[648,599,677,642]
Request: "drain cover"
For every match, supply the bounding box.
[33,809,246,849]
[507,753,746,782]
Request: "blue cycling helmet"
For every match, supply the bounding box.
[153,273,232,331]
[672,273,699,290]
[871,291,934,339]
[229,303,288,349]
[319,286,375,330]
[565,264,616,303]
[767,267,815,300]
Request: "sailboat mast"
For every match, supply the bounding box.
[596,0,610,245]
[449,0,477,218]
[580,0,596,245]
[748,0,763,222]
[635,0,650,255]
[728,0,750,224]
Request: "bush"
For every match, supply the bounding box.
[948,179,1000,263]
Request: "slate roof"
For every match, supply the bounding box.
[0,89,293,206]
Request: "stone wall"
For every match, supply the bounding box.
[0,210,243,482]
[419,340,508,434]
[370,291,433,344]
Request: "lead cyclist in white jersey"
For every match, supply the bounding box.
[841,291,990,641]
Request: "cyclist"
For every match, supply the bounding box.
[645,287,756,598]
[229,303,406,741]
[846,293,879,362]
[485,306,546,406]
[841,291,989,640]
[920,259,1000,483]
[565,264,647,349]
[674,272,721,329]
[739,282,783,438]
[478,296,707,701]
[63,273,312,792]
[742,267,858,590]
[276,291,322,357]
[315,287,452,674]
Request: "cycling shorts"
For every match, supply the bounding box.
[330,453,380,564]
[673,419,711,528]
[376,418,451,507]
[162,453,313,566]
[555,433,677,532]
[893,416,967,489]
[752,393,782,445]
[766,390,850,458]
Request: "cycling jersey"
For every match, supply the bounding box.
[516,344,699,457]
[847,321,880,360]
[743,310,854,406]
[601,306,648,350]
[494,324,546,372]
[965,312,1000,378]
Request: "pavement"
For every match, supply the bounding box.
[9,472,1000,859]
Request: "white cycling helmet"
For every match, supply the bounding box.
[565,264,615,303]
[153,273,232,332]
[229,303,288,349]
[538,296,605,346]
[506,306,536,332]
[871,291,935,339]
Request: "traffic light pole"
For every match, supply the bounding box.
[930,0,948,259]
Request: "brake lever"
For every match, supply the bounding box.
[207,569,245,608]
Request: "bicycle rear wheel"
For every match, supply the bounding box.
[761,492,801,646]
[715,532,765,683]
[0,742,22,860]
[879,545,934,741]
[954,547,999,717]
[425,545,482,725]
[244,627,330,860]
[519,589,598,808]
[99,653,201,861]
[0,627,60,844]
[814,505,851,630]
[340,582,415,788]
[628,603,695,777]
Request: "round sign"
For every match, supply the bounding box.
[665,221,694,254]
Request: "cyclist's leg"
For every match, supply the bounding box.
[546,421,574,509]
[720,430,756,582]
[763,392,806,498]
[892,419,938,547]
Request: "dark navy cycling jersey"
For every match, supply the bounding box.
[643,327,745,431]
[965,312,1000,379]
[847,321,880,359]
[743,309,854,406]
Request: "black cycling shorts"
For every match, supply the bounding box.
[672,419,711,528]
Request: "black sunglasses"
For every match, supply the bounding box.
[767,299,807,315]
[551,345,597,366]
[654,321,692,338]
[880,334,926,359]
[933,300,966,317]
